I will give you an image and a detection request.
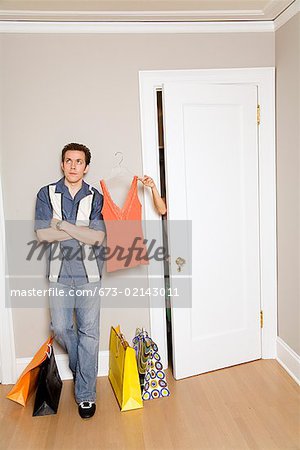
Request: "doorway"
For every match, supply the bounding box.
[156,89,173,371]
[139,68,277,379]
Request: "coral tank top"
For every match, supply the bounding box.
[100,176,149,272]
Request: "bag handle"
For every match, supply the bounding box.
[119,333,129,349]
[43,335,54,359]
[46,343,52,359]
[115,329,129,358]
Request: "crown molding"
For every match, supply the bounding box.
[0,9,267,21]
[0,0,295,24]
[274,0,300,30]
[0,0,297,33]
[0,20,274,34]
[263,0,293,17]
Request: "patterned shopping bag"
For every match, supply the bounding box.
[133,328,170,400]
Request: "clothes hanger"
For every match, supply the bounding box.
[88,152,137,190]
[105,152,136,181]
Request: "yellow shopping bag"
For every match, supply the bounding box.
[108,325,143,412]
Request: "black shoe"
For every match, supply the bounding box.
[78,401,96,419]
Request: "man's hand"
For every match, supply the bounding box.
[51,218,72,232]
[51,218,61,230]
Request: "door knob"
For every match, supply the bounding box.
[175,257,186,272]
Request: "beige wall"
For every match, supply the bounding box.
[0,31,274,358]
[275,14,300,355]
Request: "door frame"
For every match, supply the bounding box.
[139,68,276,369]
[0,175,16,384]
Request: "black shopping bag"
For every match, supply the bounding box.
[32,344,62,416]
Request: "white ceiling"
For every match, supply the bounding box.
[0,0,296,21]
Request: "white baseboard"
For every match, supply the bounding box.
[13,338,299,386]
[276,337,300,385]
[15,350,109,383]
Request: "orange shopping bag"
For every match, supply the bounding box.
[6,336,54,406]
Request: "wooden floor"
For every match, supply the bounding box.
[1,360,299,450]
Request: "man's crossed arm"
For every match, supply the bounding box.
[36,218,105,246]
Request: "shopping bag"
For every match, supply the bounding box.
[133,328,170,400]
[33,343,62,416]
[6,336,54,406]
[108,325,143,412]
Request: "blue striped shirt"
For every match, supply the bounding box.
[34,177,105,286]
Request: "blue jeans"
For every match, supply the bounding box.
[49,281,101,404]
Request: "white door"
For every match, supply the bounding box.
[163,83,261,380]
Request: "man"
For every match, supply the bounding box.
[34,143,105,419]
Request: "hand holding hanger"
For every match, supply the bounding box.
[138,175,167,216]
[138,175,155,189]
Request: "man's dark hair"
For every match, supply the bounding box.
[62,143,91,167]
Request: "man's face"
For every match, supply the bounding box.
[61,150,89,184]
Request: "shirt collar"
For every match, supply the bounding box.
[55,177,93,202]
